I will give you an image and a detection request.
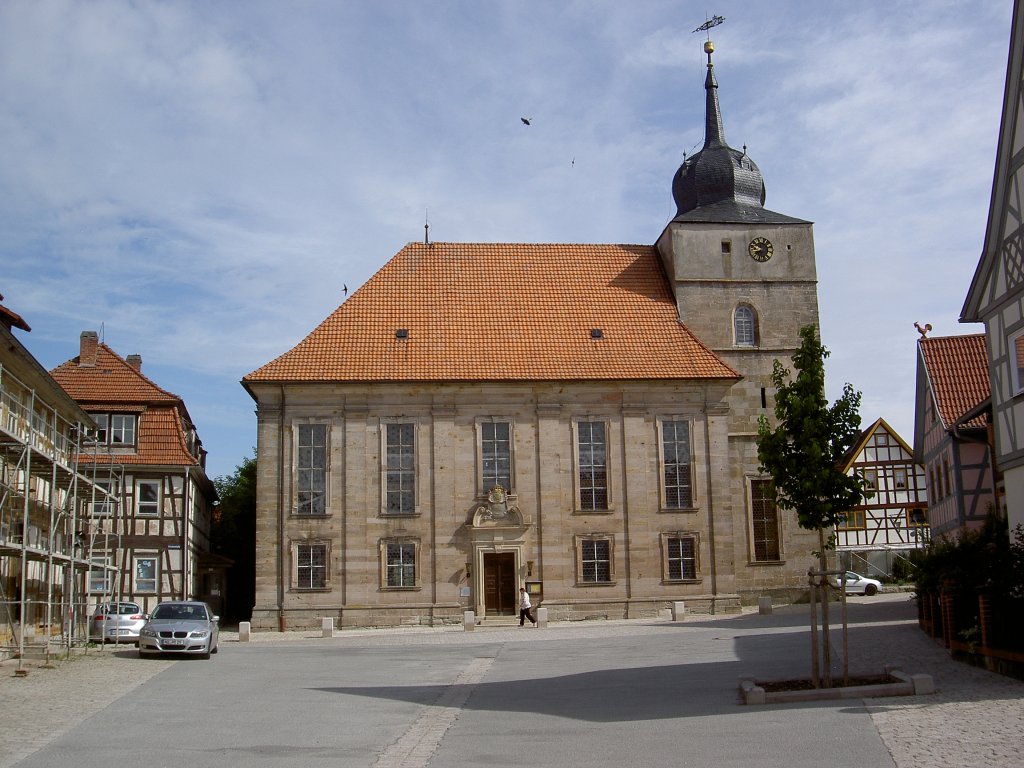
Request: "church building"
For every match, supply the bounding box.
[243,39,822,629]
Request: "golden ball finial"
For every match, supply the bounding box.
[704,40,714,55]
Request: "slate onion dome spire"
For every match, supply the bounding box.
[672,39,768,219]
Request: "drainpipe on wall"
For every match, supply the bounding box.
[277,386,286,631]
[183,467,191,600]
[702,385,718,611]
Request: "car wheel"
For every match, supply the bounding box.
[865,584,878,596]
[211,644,218,654]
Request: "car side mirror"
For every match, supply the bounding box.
[212,615,220,623]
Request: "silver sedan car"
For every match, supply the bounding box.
[138,600,219,659]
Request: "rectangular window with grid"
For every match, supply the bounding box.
[297,424,327,515]
[89,556,112,593]
[481,421,512,492]
[751,479,780,561]
[577,421,607,510]
[296,543,327,589]
[662,420,692,508]
[91,479,116,516]
[666,535,697,580]
[136,479,160,516]
[580,538,611,583]
[134,556,157,593]
[385,541,416,587]
[385,423,415,515]
[89,413,137,447]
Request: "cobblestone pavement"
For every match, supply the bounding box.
[1,593,1021,768]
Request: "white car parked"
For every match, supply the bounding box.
[834,571,882,596]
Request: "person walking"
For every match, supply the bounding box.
[519,587,537,627]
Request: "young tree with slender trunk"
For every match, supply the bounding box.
[757,325,869,686]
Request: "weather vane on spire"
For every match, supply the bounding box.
[692,14,725,37]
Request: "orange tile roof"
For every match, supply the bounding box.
[50,343,201,467]
[918,334,990,429]
[80,406,199,467]
[51,344,181,405]
[244,242,739,384]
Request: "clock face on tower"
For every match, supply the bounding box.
[748,236,773,262]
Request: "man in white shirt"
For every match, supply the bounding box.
[519,587,537,627]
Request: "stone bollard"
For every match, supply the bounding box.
[672,601,686,621]
[239,621,251,642]
[463,610,475,631]
[321,617,334,638]
[758,596,773,615]
[537,607,548,628]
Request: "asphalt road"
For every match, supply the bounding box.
[4,594,1023,767]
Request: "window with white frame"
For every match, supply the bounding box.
[480,421,512,493]
[576,420,608,511]
[91,479,116,516]
[1011,329,1024,395]
[384,423,416,515]
[136,479,160,516]
[295,542,328,589]
[578,536,613,583]
[382,539,418,588]
[893,467,907,490]
[134,556,157,593]
[734,305,758,346]
[750,479,781,561]
[664,533,699,581]
[89,413,137,447]
[661,420,693,508]
[89,556,112,593]
[297,423,328,516]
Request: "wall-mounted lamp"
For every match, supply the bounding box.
[465,562,472,577]
[527,560,534,577]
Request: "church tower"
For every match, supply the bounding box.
[656,38,820,428]
[655,38,820,566]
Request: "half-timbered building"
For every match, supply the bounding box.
[962,0,1024,534]
[50,332,221,615]
[913,334,997,538]
[836,418,928,576]
[1,300,109,657]
[243,40,825,630]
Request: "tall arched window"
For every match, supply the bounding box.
[734,305,758,346]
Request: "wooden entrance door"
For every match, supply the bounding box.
[483,553,516,615]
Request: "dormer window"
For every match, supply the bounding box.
[734,305,758,347]
[89,413,137,447]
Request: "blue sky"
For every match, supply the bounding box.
[0,0,1014,481]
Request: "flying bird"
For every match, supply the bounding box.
[521,117,531,126]
[342,284,348,297]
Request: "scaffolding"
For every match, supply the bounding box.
[0,361,121,666]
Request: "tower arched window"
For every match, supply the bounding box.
[734,305,758,346]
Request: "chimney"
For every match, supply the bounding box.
[80,331,98,367]
[126,354,142,372]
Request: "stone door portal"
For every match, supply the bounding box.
[483,552,516,615]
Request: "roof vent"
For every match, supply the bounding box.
[590,329,603,339]
[395,329,409,339]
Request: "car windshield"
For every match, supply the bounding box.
[116,603,142,615]
[152,604,207,621]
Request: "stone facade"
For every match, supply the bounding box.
[245,40,823,630]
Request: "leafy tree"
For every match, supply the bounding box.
[757,325,868,561]
[756,325,869,686]
[212,454,257,623]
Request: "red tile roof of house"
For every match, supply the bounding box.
[918,334,990,429]
[244,242,740,385]
[51,344,181,405]
[50,343,201,467]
